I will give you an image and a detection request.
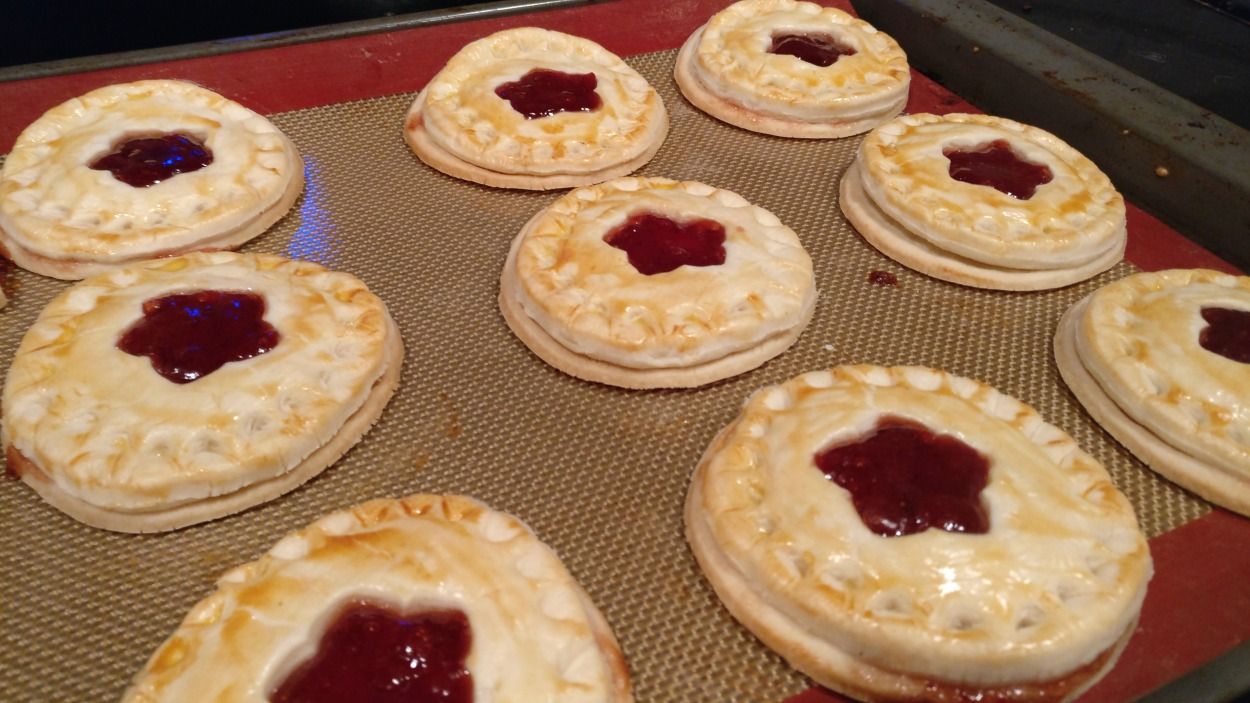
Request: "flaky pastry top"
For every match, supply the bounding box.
[123,495,628,703]
[692,366,1150,685]
[0,80,299,262]
[416,28,665,176]
[1,252,392,512]
[1077,268,1250,474]
[858,113,1125,269]
[513,177,815,369]
[692,0,909,122]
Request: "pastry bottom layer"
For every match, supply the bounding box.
[1055,297,1250,516]
[6,319,404,533]
[839,162,1123,291]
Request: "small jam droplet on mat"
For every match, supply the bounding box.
[943,139,1053,199]
[117,291,279,384]
[89,133,213,188]
[1199,307,1250,364]
[867,270,898,286]
[604,212,727,276]
[768,32,856,67]
[271,601,473,703]
[814,415,991,537]
[495,68,602,119]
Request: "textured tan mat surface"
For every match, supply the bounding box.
[0,50,1209,702]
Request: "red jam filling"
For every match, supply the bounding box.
[867,270,898,286]
[603,212,727,275]
[495,68,602,119]
[943,139,1053,200]
[768,32,856,67]
[89,133,213,187]
[271,601,472,703]
[116,290,279,384]
[814,416,990,537]
[1199,307,1250,364]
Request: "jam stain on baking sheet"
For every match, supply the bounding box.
[495,68,601,119]
[117,291,279,384]
[867,270,898,286]
[89,133,212,187]
[271,601,472,703]
[1199,307,1250,364]
[769,33,856,67]
[814,415,990,537]
[604,212,726,275]
[943,139,1053,199]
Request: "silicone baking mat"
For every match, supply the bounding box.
[0,49,1209,702]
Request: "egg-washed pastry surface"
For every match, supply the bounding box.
[122,494,633,703]
[1,251,402,532]
[1056,269,1250,516]
[500,177,816,388]
[0,80,303,280]
[841,113,1126,290]
[405,27,667,190]
[674,0,909,138]
[686,365,1152,702]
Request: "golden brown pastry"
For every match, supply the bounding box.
[1055,268,1250,516]
[405,27,667,190]
[123,495,633,703]
[675,0,909,138]
[2,252,402,532]
[687,366,1152,701]
[0,80,303,280]
[841,113,1126,290]
[500,176,815,388]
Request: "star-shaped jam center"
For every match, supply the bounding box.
[603,212,727,275]
[271,601,473,703]
[116,290,280,384]
[814,415,991,537]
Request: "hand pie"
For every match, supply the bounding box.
[405,27,667,190]
[500,177,816,388]
[122,494,632,703]
[841,113,1126,290]
[674,0,909,138]
[686,366,1152,702]
[1,252,402,532]
[1055,269,1250,516]
[0,80,303,280]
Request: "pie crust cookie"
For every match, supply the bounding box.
[1055,269,1250,516]
[686,366,1152,702]
[0,80,303,280]
[404,27,668,190]
[1,251,403,533]
[674,0,909,139]
[122,494,633,703]
[841,113,1126,290]
[500,177,816,388]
